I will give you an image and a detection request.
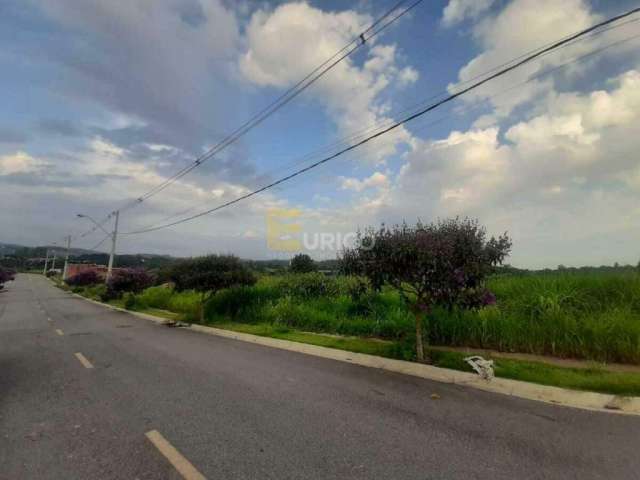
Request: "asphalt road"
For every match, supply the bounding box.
[1,274,638,479]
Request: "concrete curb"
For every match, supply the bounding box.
[68,289,640,416]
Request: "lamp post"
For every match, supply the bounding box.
[62,235,71,281]
[77,211,119,283]
[43,249,49,275]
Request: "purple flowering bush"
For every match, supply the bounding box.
[341,217,511,362]
[66,269,101,287]
[0,267,15,289]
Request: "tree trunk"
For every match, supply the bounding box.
[200,292,206,323]
[414,311,431,363]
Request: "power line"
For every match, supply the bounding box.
[115,0,423,211]
[125,30,640,235]
[129,14,640,230]
[121,6,640,235]
[67,0,423,244]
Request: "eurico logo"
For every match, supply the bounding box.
[266,209,373,253]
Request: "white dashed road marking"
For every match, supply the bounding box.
[146,430,206,480]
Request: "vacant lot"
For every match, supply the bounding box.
[73,270,640,365]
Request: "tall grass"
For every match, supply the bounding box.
[132,271,640,364]
[429,272,640,363]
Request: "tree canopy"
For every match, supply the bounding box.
[289,253,316,274]
[341,217,511,361]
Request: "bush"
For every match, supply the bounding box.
[167,290,201,321]
[274,272,340,299]
[66,270,100,287]
[137,285,174,310]
[205,284,280,319]
[289,254,316,273]
[106,268,154,299]
[85,284,108,301]
[0,267,15,284]
[122,292,136,310]
[167,254,257,322]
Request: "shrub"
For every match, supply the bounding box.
[0,267,12,289]
[167,255,256,322]
[106,268,153,299]
[275,272,339,299]
[167,290,201,321]
[289,254,316,273]
[137,285,174,310]
[85,284,108,301]
[206,284,279,319]
[66,269,100,287]
[122,292,136,310]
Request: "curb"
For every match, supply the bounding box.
[68,289,640,416]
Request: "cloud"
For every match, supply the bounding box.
[449,0,602,117]
[442,0,494,27]
[339,171,389,192]
[373,68,640,267]
[0,151,45,175]
[30,0,240,150]
[239,2,416,164]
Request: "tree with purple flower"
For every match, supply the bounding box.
[341,217,511,363]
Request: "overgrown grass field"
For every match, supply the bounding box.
[115,270,640,364]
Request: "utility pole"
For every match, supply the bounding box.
[52,251,56,271]
[106,210,119,283]
[62,235,71,281]
[43,249,49,275]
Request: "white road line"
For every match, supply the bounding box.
[55,329,64,336]
[74,352,94,369]
[145,430,206,480]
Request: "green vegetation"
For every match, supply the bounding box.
[202,322,640,396]
[60,266,640,365]
[63,268,640,395]
[90,269,640,365]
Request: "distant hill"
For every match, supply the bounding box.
[0,242,177,270]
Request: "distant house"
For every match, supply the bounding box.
[65,263,126,279]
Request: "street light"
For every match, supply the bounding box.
[76,213,110,236]
[77,211,120,283]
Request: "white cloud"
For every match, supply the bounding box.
[442,0,494,27]
[0,151,45,175]
[239,2,415,164]
[340,171,389,192]
[450,0,602,117]
[373,68,640,267]
[398,66,419,87]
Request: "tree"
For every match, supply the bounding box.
[341,218,511,362]
[106,268,153,299]
[168,255,256,322]
[289,253,316,274]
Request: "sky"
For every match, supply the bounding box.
[1,0,639,268]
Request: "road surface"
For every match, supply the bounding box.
[1,274,638,479]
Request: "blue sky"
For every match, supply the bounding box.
[1,0,639,267]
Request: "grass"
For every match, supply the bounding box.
[209,321,640,396]
[115,271,640,364]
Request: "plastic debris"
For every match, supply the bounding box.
[464,355,494,380]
